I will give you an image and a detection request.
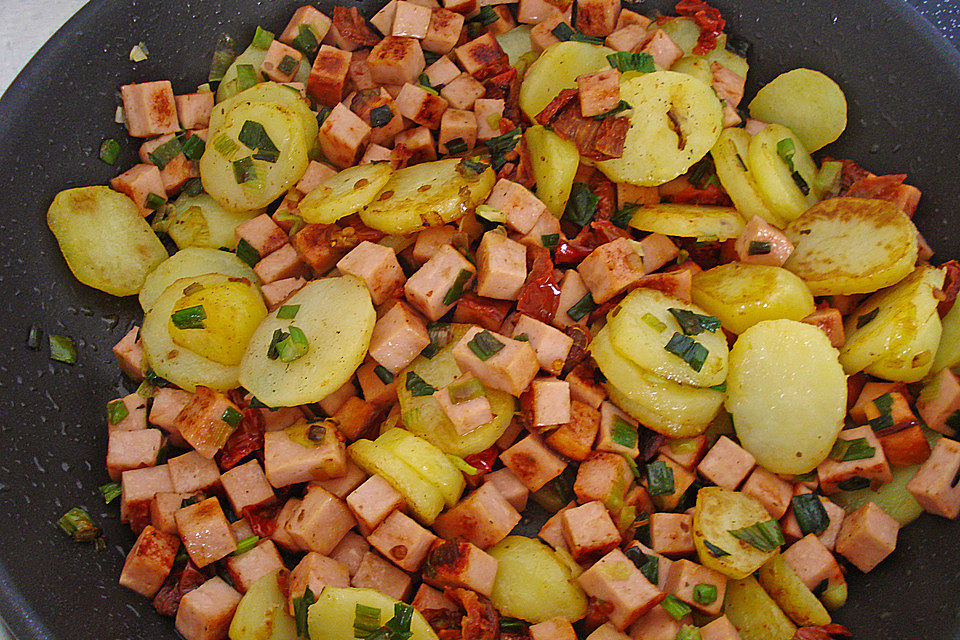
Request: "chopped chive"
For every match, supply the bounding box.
[677,625,702,640]
[316,106,332,127]
[49,334,77,364]
[483,127,521,171]
[606,51,656,73]
[291,24,319,55]
[514,333,529,342]
[856,307,880,329]
[233,156,258,183]
[693,583,718,605]
[873,392,894,415]
[145,192,167,210]
[661,594,691,620]
[277,304,300,320]
[593,100,631,120]
[837,476,871,491]
[148,137,183,169]
[233,535,260,556]
[566,292,597,322]
[499,617,523,632]
[709,382,727,392]
[107,399,129,425]
[467,330,505,361]
[642,313,667,332]
[442,268,473,305]
[458,158,489,176]
[145,368,169,387]
[26,324,41,350]
[307,422,327,443]
[236,237,261,268]
[423,50,441,65]
[370,104,394,128]
[829,437,876,462]
[791,493,829,536]
[221,406,243,429]
[668,308,721,335]
[748,240,772,255]
[728,519,784,552]
[445,137,468,155]
[776,138,796,171]
[418,74,439,95]
[562,182,599,227]
[292,586,316,637]
[646,460,675,496]
[248,396,272,409]
[703,539,730,557]
[374,365,394,385]
[792,171,810,195]
[171,305,206,330]
[406,372,437,397]
[354,603,381,639]
[235,64,259,91]
[448,377,485,404]
[422,322,452,359]
[99,138,120,165]
[473,5,499,25]
[180,134,206,160]
[624,545,659,584]
[251,25,274,49]
[868,412,894,432]
[664,332,709,372]
[610,203,640,229]
[58,507,102,544]
[266,328,289,360]
[99,482,122,504]
[610,416,638,450]
[212,133,239,158]
[208,33,237,82]
[277,326,309,363]
[238,120,280,162]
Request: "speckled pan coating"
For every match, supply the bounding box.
[0,1,958,639]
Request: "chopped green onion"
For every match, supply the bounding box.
[129,42,149,62]
[664,332,709,372]
[354,603,381,639]
[99,139,120,165]
[868,412,894,432]
[292,24,320,55]
[473,5,499,25]
[676,625,702,640]
[748,240,772,255]
[777,138,796,171]
[221,406,243,429]
[277,326,309,363]
[447,454,480,475]
[145,368,169,387]
[252,26,275,49]
[459,158,489,176]
[448,377,485,404]
[593,100,632,120]
[541,233,559,249]
[26,324,41,350]
[180,134,206,160]
[442,268,473,305]
[566,292,597,322]
[145,192,167,210]
[238,120,280,162]
[406,372,437,397]
[728,519,784,552]
[148,137,183,169]
[550,22,603,43]
[421,322,452,359]
[606,51,656,73]
[689,158,721,189]
[307,422,327,443]
[483,128,521,171]
[418,75,439,96]
[99,482,122,504]
[236,237,261,268]
[610,203,640,229]
[445,137,468,155]
[829,437,876,462]
[562,182,599,227]
[610,416,638,450]
[171,305,206,330]
[49,334,77,364]
[661,594,691,620]
[370,104,394,128]
[267,329,289,360]
[856,308,879,329]
[107,399,129,425]
[703,539,730,557]
[873,392,894,415]
[624,545,659,584]
[837,476,870,491]
[423,50,441,65]
[277,304,300,320]
[645,460,675,496]
[212,133,239,158]
[374,365,395,385]
[499,617,524,632]
[236,64,259,91]
[292,586,316,637]
[792,171,811,195]
[514,333,529,342]
[233,535,260,555]
[274,208,305,235]
[668,308,721,335]
[791,493,830,536]
[209,34,237,82]
[709,382,727,392]
[233,156,258,183]
[316,106,332,127]
[467,330,505,361]
[57,507,101,543]
[641,312,667,332]
[693,583,718,605]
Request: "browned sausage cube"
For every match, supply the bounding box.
[423,8,466,53]
[835,501,900,572]
[107,428,163,481]
[697,435,756,490]
[119,525,180,598]
[368,36,427,84]
[352,550,413,600]
[175,497,237,568]
[121,81,179,138]
[224,539,285,594]
[648,512,695,557]
[167,450,221,494]
[368,510,440,571]
[337,240,406,304]
[318,103,372,168]
[440,73,485,110]
[500,432,568,492]
[395,82,449,128]
[405,244,476,321]
[330,531,370,577]
[287,552,350,613]
[561,500,622,562]
[285,485,356,554]
[907,437,960,518]
[423,539,499,597]
[574,451,632,506]
[816,426,891,494]
[175,92,214,130]
[530,618,577,640]
[107,392,148,432]
[439,107,478,154]
[111,163,166,217]
[393,1,433,37]
[235,213,288,257]
[576,548,665,629]
[308,45,352,107]
[174,577,241,640]
[433,482,521,549]
[575,0,621,37]
[172,387,242,460]
[263,419,347,488]
[220,459,276,515]
[662,558,727,616]
[261,40,303,83]
[347,473,405,534]
[121,464,174,533]
[367,301,431,372]
[454,32,506,75]
[547,400,601,461]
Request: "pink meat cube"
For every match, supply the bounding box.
[175,92,214,130]
[424,55,462,87]
[564,362,607,408]
[314,460,368,499]
[511,315,573,375]
[439,107,478,154]
[279,6,333,47]
[451,326,540,396]
[835,501,900,572]
[261,276,307,311]
[367,301,431,372]
[347,49,377,92]
[107,429,162,481]
[476,230,526,300]
[649,512,695,558]
[271,498,305,552]
[368,510,440,571]
[486,179,548,234]
[121,81,179,138]
[347,473,405,534]
[526,377,571,427]
[454,33,507,75]
[554,269,591,328]
[337,241,406,305]
[174,577,241,640]
[511,208,563,250]
[700,616,742,640]
[151,492,189,535]
[658,435,708,470]
[261,40,303,83]
[486,4,517,35]
[175,497,237,568]
[288,552,350,613]
[801,307,846,348]
[605,24,649,52]
[578,237,646,304]
[148,388,191,442]
[538,501,575,551]
[424,8,466,53]
[352,551,413,601]
[108,393,148,432]
[111,163,166,216]
[330,531,371,576]
[734,215,795,266]
[396,82,449,128]
[285,485,356,554]
[577,548,665,630]
[319,379,358,416]
[121,464,174,532]
[172,387,241,460]
[318,103,372,168]
[113,327,146,381]
[434,374,494,436]
[360,143,394,165]
[236,213,288,257]
[440,73,485,110]
[546,399,601,461]
[297,160,339,193]
[225,539,285,594]
[697,436,756,490]
[368,36,426,84]
[393,1,433,37]
[907,437,960,518]
[587,623,632,640]
[393,125,437,162]
[517,0,567,24]
[624,541,672,591]
[433,482,521,549]
[712,62,747,128]
[423,540,499,597]
[638,233,680,274]
[782,534,844,591]
[741,466,794,519]
[577,68,621,117]
[575,0,620,36]
[352,87,406,147]
[474,98,505,141]
[356,360,399,407]
[308,45,352,107]
[916,368,960,435]
[574,451,632,506]
[616,8,650,29]
[642,29,683,69]
[596,401,640,457]
[561,500,621,562]
[817,426,891,494]
[412,583,459,614]
[413,225,456,264]
[263,420,347,488]
[405,244,476,321]
[662,559,727,616]
[332,395,379,443]
[220,460,276,515]
[119,525,180,598]
[529,15,567,52]
[530,618,577,640]
[371,0,399,34]
[500,432,568,492]
[255,243,306,284]
[484,468,529,511]
[627,606,689,639]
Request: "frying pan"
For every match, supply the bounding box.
[0,0,958,638]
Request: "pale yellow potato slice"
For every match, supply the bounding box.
[167,192,262,251]
[518,41,613,121]
[597,71,723,186]
[864,310,942,382]
[524,125,578,216]
[932,296,960,373]
[757,555,831,627]
[723,575,797,640]
[308,588,438,640]
[693,487,780,579]
[347,438,445,524]
[139,247,259,312]
[783,197,919,296]
[748,68,847,152]
[211,81,318,146]
[710,128,786,227]
[47,186,167,297]
[377,428,466,508]
[229,569,297,640]
[747,124,821,224]
[299,163,393,224]
[726,320,846,474]
[238,276,375,406]
[627,203,745,240]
